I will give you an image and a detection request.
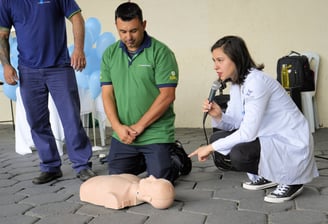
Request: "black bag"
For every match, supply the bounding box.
[277,51,315,91]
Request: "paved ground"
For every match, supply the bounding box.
[0,124,327,224]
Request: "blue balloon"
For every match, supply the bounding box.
[84,30,93,56]
[75,71,89,89]
[96,32,116,60]
[68,44,74,57]
[89,70,101,99]
[10,39,18,57]
[85,17,101,44]
[10,55,18,69]
[84,48,100,76]
[9,36,17,48]
[3,83,18,101]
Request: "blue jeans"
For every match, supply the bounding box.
[18,65,92,173]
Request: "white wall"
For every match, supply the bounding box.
[2,0,327,129]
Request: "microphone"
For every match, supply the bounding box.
[208,79,222,102]
[203,79,224,123]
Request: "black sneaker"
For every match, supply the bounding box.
[264,184,304,203]
[32,171,63,184]
[243,176,278,190]
[76,168,97,182]
[170,140,192,175]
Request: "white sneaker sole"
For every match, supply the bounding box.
[242,182,278,190]
[264,186,304,203]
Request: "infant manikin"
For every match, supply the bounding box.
[80,174,175,209]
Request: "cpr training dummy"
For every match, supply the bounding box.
[80,174,175,209]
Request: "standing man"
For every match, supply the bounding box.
[0,0,96,184]
[101,2,191,184]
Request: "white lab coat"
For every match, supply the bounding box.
[212,69,319,184]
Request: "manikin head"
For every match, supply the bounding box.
[137,175,175,209]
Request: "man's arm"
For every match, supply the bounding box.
[0,27,10,66]
[0,28,18,85]
[131,86,176,135]
[69,12,86,72]
[102,84,137,144]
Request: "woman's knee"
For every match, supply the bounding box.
[229,145,259,174]
[210,130,234,143]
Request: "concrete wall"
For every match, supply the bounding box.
[1,0,327,129]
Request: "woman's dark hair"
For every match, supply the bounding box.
[211,35,264,84]
[115,2,143,22]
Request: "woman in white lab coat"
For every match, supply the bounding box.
[188,36,318,203]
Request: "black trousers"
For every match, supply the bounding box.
[210,130,260,174]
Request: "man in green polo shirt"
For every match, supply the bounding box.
[100,2,191,183]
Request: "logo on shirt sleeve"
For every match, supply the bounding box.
[169,71,177,81]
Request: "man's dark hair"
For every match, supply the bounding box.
[115,2,143,22]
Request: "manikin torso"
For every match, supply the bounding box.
[80,174,175,209]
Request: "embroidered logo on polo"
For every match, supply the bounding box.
[38,0,51,4]
[169,71,177,80]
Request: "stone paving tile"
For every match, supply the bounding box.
[175,189,214,204]
[239,197,295,214]
[16,185,63,196]
[206,210,267,224]
[88,213,148,224]
[0,193,26,206]
[269,210,328,224]
[19,193,73,206]
[76,203,116,217]
[296,193,328,213]
[183,198,238,215]
[213,186,266,202]
[145,210,206,224]
[25,202,82,218]
[0,203,33,217]
[0,179,19,188]
[0,125,327,224]
[1,215,39,224]
[35,214,92,224]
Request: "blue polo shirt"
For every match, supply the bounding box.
[0,0,81,68]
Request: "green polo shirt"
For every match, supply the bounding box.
[100,33,179,145]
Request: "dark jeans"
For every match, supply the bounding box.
[19,65,92,173]
[210,130,260,174]
[108,138,179,183]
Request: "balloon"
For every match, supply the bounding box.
[3,83,18,101]
[75,71,89,89]
[96,32,116,60]
[84,48,100,76]
[85,17,102,44]
[89,70,101,99]
[10,39,18,58]
[84,30,93,56]
[68,44,74,57]
[9,36,17,48]
[10,55,18,69]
